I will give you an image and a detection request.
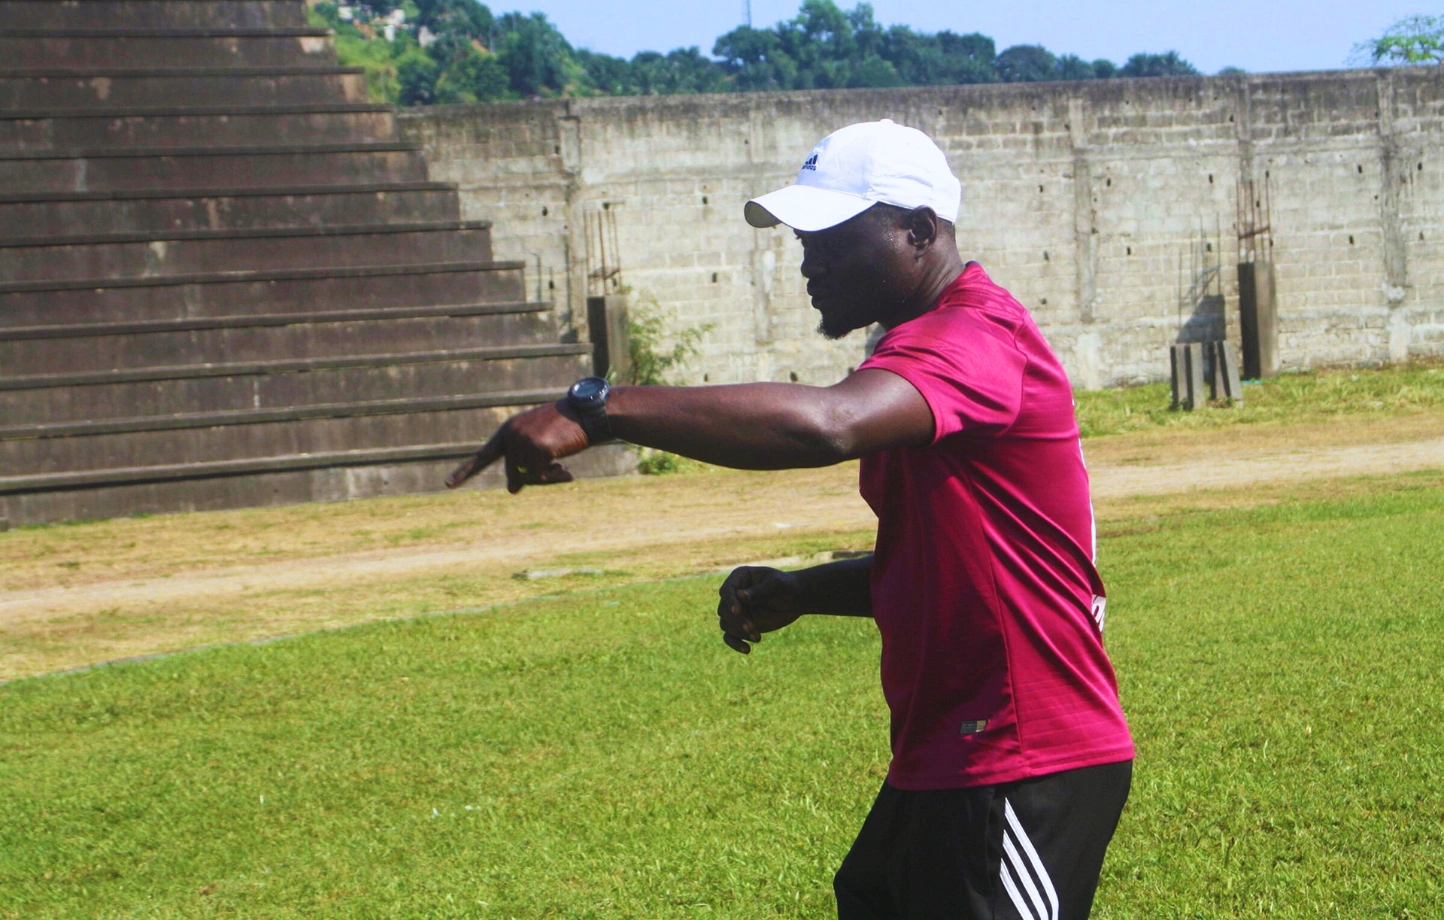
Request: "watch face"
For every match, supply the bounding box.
[572,378,606,400]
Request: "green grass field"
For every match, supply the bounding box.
[2,474,1443,919]
[1074,361,1444,437]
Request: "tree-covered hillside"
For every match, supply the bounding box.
[310,0,1206,105]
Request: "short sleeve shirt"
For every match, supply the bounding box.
[857,262,1134,789]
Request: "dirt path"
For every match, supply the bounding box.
[0,494,868,624]
[7,430,1441,620]
[1,419,1440,680]
[1089,434,1444,496]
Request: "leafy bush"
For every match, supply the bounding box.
[635,448,685,475]
[625,300,711,388]
[622,300,712,475]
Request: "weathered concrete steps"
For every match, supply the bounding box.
[0,0,615,525]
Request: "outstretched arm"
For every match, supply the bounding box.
[445,368,933,492]
[608,373,929,469]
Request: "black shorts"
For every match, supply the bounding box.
[834,759,1132,920]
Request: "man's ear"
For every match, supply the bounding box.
[905,207,939,250]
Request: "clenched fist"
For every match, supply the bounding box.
[716,565,807,654]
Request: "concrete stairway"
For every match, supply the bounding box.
[0,0,616,525]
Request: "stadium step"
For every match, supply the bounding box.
[0,392,561,474]
[0,222,495,282]
[0,29,338,69]
[0,343,592,424]
[0,304,565,374]
[0,182,462,237]
[0,441,636,525]
[0,299,543,336]
[0,443,488,496]
[0,0,610,523]
[0,143,428,193]
[0,68,370,109]
[0,0,310,31]
[0,261,528,327]
[0,104,397,152]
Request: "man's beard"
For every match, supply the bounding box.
[816,310,859,341]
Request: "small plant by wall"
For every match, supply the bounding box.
[623,298,712,474]
[625,298,710,387]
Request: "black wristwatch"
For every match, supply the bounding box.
[566,376,614,445]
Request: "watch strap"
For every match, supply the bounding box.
[576,406,614,445]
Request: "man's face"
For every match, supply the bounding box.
[795,206,911,340]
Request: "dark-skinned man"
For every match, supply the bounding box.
[446,120,1134,920]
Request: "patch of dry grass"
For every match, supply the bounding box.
[0,465,866,593]
[0,526,877,682]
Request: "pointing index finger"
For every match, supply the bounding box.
[445,432,504,489]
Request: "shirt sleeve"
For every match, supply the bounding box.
[860,310,1027,443]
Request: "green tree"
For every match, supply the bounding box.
[849,52,904,87]
[496,11,576,96]
[432,35,508,103]
[628,47,729,95]
[412,0,493,43]
[397,56,441,105]
[1351,15,1444,65]
[996,44,1058,82]
[716,2,999,90]
[1053,54,1121,81]
[848,3,887,58]
[1056,54,1097,80]
[713,25,798,91]
[1118,51,1199,77]
[574,48,633,95]
[934,30,997,82]
[882,28,995,85]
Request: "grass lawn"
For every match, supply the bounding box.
[1073,359,1444,437]
[2,473,1442,918]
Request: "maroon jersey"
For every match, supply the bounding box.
[858,263,1134,789]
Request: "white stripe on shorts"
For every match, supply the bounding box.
[999,798,1059,920]
[999,857,1036,920]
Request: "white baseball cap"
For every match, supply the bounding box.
[744,119,961,232]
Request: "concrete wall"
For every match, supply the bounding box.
[398,69,1444,390]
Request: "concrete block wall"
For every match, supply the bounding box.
[399,68,1444,390]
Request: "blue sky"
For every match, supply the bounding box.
[508,1,1423,75]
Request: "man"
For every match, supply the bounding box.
[446,120,1134,920]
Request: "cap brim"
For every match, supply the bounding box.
[744,184,876,232]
